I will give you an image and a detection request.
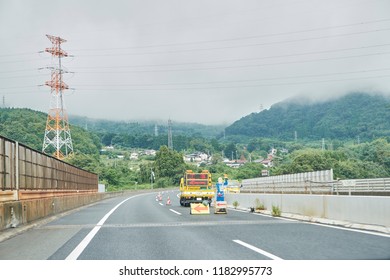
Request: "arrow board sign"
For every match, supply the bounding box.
[190,203,210,215]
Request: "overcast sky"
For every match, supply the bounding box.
[1,0,390,125]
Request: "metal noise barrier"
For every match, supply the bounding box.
[0,135,98,192]
[241,169,390,195]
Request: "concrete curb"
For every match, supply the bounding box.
[229,205,390,235]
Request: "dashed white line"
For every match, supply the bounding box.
[159,202,164,206]
[233,239,283,260]
[169,209,182,215]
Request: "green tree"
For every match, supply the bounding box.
[138,162,154,184]
[234,162,264,180]
[64,152,100,173]
[224,142,237,160]
[153,146,186,184]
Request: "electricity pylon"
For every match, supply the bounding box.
[42,35,73,160]
[168,118,173,149]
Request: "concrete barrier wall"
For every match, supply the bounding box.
[0,188,170,232]
[225,193,390,228]
[0,191,123,231]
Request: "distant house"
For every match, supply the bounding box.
[225,161,244,168]
[261,158,273,167]
[144,149,156,156]
[184,152,209,163]
[130,152,139,160]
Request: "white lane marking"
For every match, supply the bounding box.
[159,202,164,206]
[233,239,283,260]
[65,193,145,260]
[232,208,389,238]
[169,209,182,215]
[255,213,390,238]
[300,221,390,238]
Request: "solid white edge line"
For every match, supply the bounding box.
[169,209,182,215]
[229,208,389,238]
[65,193,145,260]
[233,239,284,260]
[299,221,390,238]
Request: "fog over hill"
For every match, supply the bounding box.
[225,92,390,140]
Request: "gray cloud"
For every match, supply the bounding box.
[1,0,390,124]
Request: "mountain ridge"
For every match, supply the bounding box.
[225,92,390,140]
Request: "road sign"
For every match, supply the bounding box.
[190,203,210,215]
[214,201,227,214]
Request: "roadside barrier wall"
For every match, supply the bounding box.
[0,191,124,231]
[1,135,98,192]
[225,193,390,229]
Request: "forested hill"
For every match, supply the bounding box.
[69,116,224,138]
[225,92,390,140]
[0,108,101,155]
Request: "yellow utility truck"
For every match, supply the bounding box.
[179,170,215,207]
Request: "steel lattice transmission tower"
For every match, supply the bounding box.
[167,118,173,149]
[42,35,73,160]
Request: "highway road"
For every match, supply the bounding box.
[0,191,389,260]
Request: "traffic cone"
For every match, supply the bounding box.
[166,196,171,205]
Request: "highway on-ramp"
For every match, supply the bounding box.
[0,191,389,260]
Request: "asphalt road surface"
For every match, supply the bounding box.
[0,191,389,260]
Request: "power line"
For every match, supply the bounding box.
[68,18,390,53]
[71,43,390,72]
[71,50,390,74]
[3,43,388,79]
[0,74,46,80]
[2,66,390,93]
[71,74,390,93]
[1,19,389,65]
[72,67,390,88]
[70,27,390,58]
[0,51,41,58]
[3,73,390,96]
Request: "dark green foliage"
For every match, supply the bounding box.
[138,162,154,184]
[69,116,224,138]
[99,161,137,187]
[0,108,46,150]
[153,146,186,184]
[2,94,389,189]
[271,139,390,179]
[225,93,390,141]
[234,162,264,180]
[0,108,101,155]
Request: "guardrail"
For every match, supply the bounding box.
[241,169,390,195]
[1,135,98,192]
[333,178,390,195]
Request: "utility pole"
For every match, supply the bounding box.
[42,35,73,160]
[150,168,155,189]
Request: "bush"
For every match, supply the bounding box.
[254,198,266,211]
[272,205,281,217]
[156,177,174,188]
